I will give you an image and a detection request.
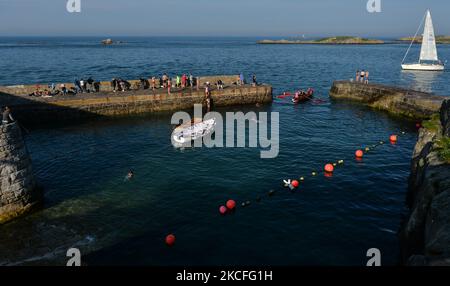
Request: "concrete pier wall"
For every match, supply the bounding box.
[329,81,447,119]
[0,82,273,125]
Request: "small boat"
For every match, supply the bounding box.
[292,88,314,104]
[401,10,445,71]
[171,118,216,147]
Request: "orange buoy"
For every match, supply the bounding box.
[219,206,227,215]
[226,200,236,210]
[355,150,364,158]
[324,164,334,173]
[291,180,299,188]
[390,134,398,143]
[165,234,176,246]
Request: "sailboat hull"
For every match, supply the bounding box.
[401,63,444,71]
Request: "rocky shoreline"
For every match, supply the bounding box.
[329,81,450,265]
[400,99,450,265]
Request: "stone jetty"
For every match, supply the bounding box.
[0,122,42,224]
[0,75,273,125]
[329,81,446,119]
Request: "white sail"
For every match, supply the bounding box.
[419,10,438,62]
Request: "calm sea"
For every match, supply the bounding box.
[0,37,449,265]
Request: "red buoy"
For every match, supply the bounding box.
[355,150,364,158]
[226,200,236,210]
[165,234,176,246]
[219,205,227,215]
[324,164,334,173]
[324,172,333,178]
[390,134,398,143]
[291,180,299,188]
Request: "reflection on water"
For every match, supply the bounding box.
[400,70,441,93]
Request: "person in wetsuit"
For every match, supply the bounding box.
[2,106,14,124]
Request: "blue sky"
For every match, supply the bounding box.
[0,0,448,37]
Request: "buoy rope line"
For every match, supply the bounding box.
[232,131,407,209]
[165,129,411,245]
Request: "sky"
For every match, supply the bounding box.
[0,0,449,37]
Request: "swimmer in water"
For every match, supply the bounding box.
[125,170,134,181]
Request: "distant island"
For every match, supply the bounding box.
[258,36,385,45]
[398,35,450,44]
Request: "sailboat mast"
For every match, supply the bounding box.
[401,11,427,64]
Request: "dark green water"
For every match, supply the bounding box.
[0,37,449,265]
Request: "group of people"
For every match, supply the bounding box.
[356,70,370,84]
[25,72,257,98]
[28,77,99,97]
[236,73,258,87]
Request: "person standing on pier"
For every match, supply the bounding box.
[205,82,212,112]
[359,70,366,83]
[2,106,15,125]
[181,74,187,88]
[151,77,156,90]
[356,70,360,82]
[252,74,257,87]
[189,74,194,89]
[74,79,82,93]
[167,78,172,95]
[239,73,244,86]
[365,71,370,84]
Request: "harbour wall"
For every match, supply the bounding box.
[0,75,240,96]
[329,81,446,119]
[0,122,41,224]
[0,80,273,125]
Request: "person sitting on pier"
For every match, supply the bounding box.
[216,79,224,90]
[2,106,14,125]
[86,77,94,92]
[119,79,127,92]
[60,83,68,95]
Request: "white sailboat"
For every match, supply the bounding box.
[401,10,444,71]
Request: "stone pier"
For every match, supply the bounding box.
[0,122,41,224]
[329,81,447,119]
[0,76,273,125]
